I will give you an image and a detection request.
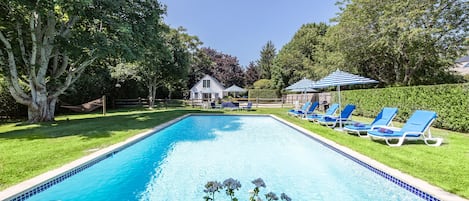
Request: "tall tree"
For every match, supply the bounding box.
[187,48,213,88]
[271,23,329,89]
[112,27,196,108]
[324,0,469,86]
[195,47,245,87]
[258,40,276,79]
[0,0,165,122]
[245,61,260,87]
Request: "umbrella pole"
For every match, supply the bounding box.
[338,85,342,129]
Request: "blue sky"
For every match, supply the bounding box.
[159,0,340,67]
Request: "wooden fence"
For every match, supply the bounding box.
[186,98,294,108]
[114,95,332,110]
[114,98,185,108]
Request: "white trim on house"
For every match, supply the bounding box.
[190,74,225,100]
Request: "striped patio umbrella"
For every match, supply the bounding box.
[313,69,378,129]
[285,78,316,102]
[285,78,316,92]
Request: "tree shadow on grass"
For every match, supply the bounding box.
[0,109,226,140]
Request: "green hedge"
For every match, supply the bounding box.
[332,84,469,132]
[248,89,279,98]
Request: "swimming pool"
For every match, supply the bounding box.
[7,115,439,200]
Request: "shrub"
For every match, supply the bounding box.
[253,79,274,89]
[248,89,279,99]
[332,84,469,132]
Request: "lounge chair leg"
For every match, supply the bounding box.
[385,138,405,147]
[424,138,443,146]
[357,131,368,137]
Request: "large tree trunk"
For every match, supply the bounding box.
[148,83,156,109]
[27,95,57,122]
[0,10,93,123]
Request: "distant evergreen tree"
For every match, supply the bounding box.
[258,41,277,79]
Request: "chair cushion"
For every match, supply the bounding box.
[378,127,394,134]
[323,116,336,121]
[354,122,366,127]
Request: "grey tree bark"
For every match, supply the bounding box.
[0,11,95,122]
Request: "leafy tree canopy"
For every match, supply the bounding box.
[0,0,166,121]
[322,0,469,86]
[272,23,329,89]
[191,47,245,88]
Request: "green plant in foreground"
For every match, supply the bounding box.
[203,178,291,201]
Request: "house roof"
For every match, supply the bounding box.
[455,56,469,63]
[190,74,225,91]
[224,85,246,92]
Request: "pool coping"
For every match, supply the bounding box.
[0,113,466,201]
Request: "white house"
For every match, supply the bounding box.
[190,74,225,100]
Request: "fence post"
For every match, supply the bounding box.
[256,97,259,108]
[102,95,106,116]
[281,97,284,108]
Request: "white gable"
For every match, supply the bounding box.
[190,75,225,100]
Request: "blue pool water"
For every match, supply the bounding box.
[27,115,424,200]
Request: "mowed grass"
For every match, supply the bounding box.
[0,107,468,199]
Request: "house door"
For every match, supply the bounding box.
[202,93,211,101]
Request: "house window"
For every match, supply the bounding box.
[203,80,210,88]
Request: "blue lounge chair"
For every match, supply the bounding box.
[344,107,398,137]
[288,101,311,116]
[307,103,339,122]
[316,104,356,128]
[242,102,253,111]
[293,101,319,118]
[222,102,239,110]
[367,110,443,147]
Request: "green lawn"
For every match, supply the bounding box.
[0,107,468,199]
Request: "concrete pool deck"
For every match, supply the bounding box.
[0,114,467,201]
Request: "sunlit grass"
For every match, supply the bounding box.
[0,107,468,199]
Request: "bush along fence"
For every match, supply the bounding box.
[332,83,469,132]
[248,89,279,99]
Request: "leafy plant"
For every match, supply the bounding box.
[203,178,291,201]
